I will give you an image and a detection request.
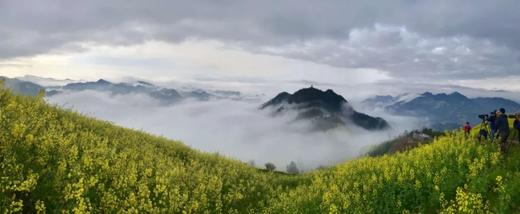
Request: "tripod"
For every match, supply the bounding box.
[478,118,490,142]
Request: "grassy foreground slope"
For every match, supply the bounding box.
[1,87,519,213]
[0,88,304,213]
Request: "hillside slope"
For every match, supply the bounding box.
[1,87,520,213]
[0,87,303,213]
[367,128,444,157]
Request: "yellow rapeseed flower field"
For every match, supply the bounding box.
[1,86,519,213]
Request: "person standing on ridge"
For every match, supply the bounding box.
[487,111,498,143]
[496,108,510,153]
[514,113,520,143]
[463,122,472,138]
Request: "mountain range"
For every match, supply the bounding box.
[262,87,389,131]
[0,76,249,104]
[4,75,520,132]
[363,92,520,130]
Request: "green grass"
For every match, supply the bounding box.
[1,87,519,213]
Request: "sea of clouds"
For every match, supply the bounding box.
[47,90,421,171]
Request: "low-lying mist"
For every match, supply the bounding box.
[47,90,420,171]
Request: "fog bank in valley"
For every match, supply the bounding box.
[47,90,420,171]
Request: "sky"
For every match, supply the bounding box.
[1,0,520,96]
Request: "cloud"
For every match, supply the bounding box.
[0,40,392,97]
[258,24,520,81]
[2,0,520,91]
[448,76,520,93]
[46,90,419,171]
[2,0,520,56]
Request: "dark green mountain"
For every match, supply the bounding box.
[262,87,389,131]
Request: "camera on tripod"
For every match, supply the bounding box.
[478,114,489,120]
[476,112,496,141]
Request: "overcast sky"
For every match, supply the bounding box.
[1,0,520,95]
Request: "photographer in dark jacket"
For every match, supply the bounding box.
[487,111,498,143]
[496,108,510,153]
[514,113,520,143]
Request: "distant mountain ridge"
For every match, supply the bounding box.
[262,87,389,131]
[1,76,251,104]
[56,79,184,104]
[17,75,74,86]
[364,91,520,130]
[0,77,44,96]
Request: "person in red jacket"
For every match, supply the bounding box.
[463,122,472,138]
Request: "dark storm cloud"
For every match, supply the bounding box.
[1,0,520,80]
